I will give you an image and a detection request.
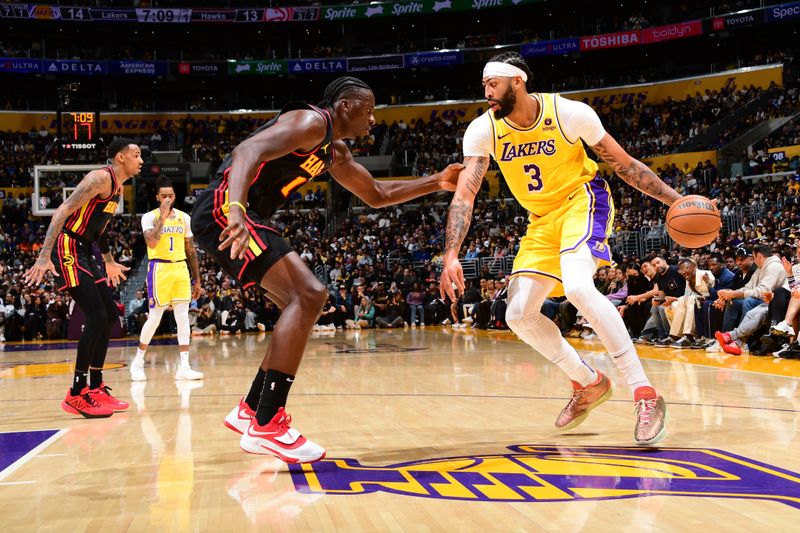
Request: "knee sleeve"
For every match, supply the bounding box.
[139,306,166,345]
[173,302,191,346]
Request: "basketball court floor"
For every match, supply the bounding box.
[1,327,799,531]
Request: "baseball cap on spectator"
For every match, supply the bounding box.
[735,247,752,258]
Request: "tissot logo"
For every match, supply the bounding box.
[289,445,800,509]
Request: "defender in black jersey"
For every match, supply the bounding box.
[24,138,142,419]
[193,77,463,462]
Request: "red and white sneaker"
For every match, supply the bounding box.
[239,407,326,463]
[224,397,255,434]
[61,387,114,418]
[88,383,130,411]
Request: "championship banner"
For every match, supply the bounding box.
[226,60,287,75]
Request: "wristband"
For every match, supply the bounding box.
[229,201,247,213]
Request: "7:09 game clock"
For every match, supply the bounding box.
[57,110,101,157]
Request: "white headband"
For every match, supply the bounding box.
[483,61,528,82]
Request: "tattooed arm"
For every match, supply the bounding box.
[440,156,490,300]
[23,169,111,286]
[590,133,681,206]
[185,235,202,300]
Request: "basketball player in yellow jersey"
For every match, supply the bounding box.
[130,176,203,382]
[441,52,684,445]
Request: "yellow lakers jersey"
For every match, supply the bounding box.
[490,93,598,216]
[147,208,188,261]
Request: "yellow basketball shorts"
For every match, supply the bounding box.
[510,176,615,297]
[146,260,191,308]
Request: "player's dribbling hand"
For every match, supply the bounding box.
[435,163,466,192]
[23,256,59,287]
[219,209,250,260]
[105,260,130,288]
[440,259,465,301]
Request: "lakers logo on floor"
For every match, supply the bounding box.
[289,445,800,508]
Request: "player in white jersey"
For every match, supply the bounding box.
[130,177,203,382]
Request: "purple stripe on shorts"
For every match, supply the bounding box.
[586,177,613,262]
[147,261,156,308]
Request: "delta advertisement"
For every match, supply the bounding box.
[0,65,782,133]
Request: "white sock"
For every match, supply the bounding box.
[506,276,598,387]
[180,351,190,368]
[561,246,652,391]
[134,349,146,365]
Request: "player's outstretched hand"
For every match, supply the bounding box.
[23,256,59,287]
[435,163,465,192]
[219,209,250,260]
[105,260,130,287]
[440,258,465,301]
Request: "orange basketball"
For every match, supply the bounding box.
[666,195,721,248]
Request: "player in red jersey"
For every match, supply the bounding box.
[24,138,142,418]
[192,77,462,462]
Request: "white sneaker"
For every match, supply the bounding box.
[225,397,255,434]
[705,340,721,352]
[239,407,325,463]
[773,343,792,358]
[175,365,204,380]
[771,321,795,337]
[130,360,147,382]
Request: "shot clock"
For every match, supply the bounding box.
[57,110,100,151]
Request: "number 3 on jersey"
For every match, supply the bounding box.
[525,163,543,192]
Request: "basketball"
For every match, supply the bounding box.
[666,195,721,248]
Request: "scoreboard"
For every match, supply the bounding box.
[57,111,100,158]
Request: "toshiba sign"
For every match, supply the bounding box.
[579,31,640,51]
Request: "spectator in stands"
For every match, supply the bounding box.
[333,284,353,330]
[714,244,789,355]
[376,291,405,328]
[696,252,735,343]
[314,295,337,332]
[657,258,714,349]
[192,303,217,335]
[127,289,148,335]
[406,283,426,327]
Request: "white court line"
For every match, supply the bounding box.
[34,453,68,458]
[0,480,37,486]
[0,429,68,482]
